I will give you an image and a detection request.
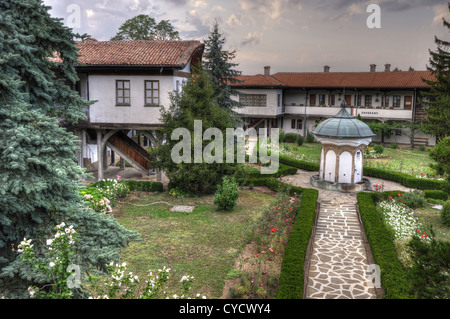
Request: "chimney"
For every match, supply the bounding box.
[324,65,330,73]
[264,66,271,76]
[384,64,391,72]
[370,64,377,72]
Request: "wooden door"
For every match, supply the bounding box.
[309,94,316,106]
[345,95,352,106]
[404,96,412,110]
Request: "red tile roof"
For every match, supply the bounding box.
[51,40,204,67]
[233,71,434,89]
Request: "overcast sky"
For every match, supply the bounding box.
[43,0,450,75]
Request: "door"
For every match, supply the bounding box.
[404,96,412,110]
[345,95,352,106]
[309,94,316,106]
[324,150,336,183]
[338,152,352,183]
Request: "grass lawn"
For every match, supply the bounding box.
[113,189,276,299]
[281,142,437,176]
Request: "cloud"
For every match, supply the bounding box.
[237,0,302,23]
[431,3,450,26]
[241,31,263,46]
[226,14,243,27]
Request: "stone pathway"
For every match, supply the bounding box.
[305,201,377,299]
[281,168,415,299]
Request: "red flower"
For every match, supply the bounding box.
[256,254,260,258]
[271,228,277,233]
[288,207,292,210]
[398,193,402,197]
[390,196,393,199]
[281,175,284,177]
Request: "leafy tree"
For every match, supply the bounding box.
[111,15,180,41]
[0,0,137,298]
[421,3,450,142]
[151,68,240,194]
[203,20,243,118]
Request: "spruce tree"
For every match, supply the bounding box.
[421,3,450,142]
[0,0,137,298]
[203,20,243,118]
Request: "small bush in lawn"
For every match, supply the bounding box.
[296,135,304,146]
[418,145,426,152]
[400,190,427,209]
[441,200,450,227]
[214,176,240,211]
[284,133,298,143]
[391,143,398,149]
[373,144,384,154]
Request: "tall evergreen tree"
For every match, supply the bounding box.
[203,20,243,118]
[421,2,450,142]
[152,68,240,194]
[0,0,137,298]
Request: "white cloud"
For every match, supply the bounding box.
[241,31,263,46]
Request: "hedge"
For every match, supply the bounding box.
[423,190,449,201]
[278,155,320,172]
[239,176,318,299]
[356,192,414,299]
[275,187,318,299]
[245,163,298,179]
[363,167,447,192]
[89,180,164,193]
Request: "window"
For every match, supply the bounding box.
[384,95,390,108]
[319,94,326,105]
[393,95,401,108]
[277,94,281,107]
[145,80,160,106]
[116,80,130,106]
[297,119,303,130]
[240,94,267,107]
[357,95,362,107]
[364,95,372,107]
[291,119,296,129]
[330,94,335,106]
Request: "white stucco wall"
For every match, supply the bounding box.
[233,89,280,117]
[87,75,176,125]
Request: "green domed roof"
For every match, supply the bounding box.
[312,104,375,139]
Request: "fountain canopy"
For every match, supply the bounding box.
[310,101,375,192]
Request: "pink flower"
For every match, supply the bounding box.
[269,248,274,253]
[262,251,265,254]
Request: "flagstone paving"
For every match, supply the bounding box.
[281,169,414,299]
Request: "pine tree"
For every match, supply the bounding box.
[152,68,240,194]
[421,2,450,142]
[0,0,137,298]
[203,20,243,117]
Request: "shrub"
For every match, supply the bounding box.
[126,181,164,192]
[424,190,448,201]
[373,144,384,154]
[284,133,299,143]
[356,192,414,299]
[391,143,398,149]
[441,201,450,227]
[418,145,426,152]
[296,135,304,146]
[279,129,286,143]
[278,155,320,172]
[400,190,427,209]
[214,176,240,211]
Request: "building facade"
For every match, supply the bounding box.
[230,65,435,146]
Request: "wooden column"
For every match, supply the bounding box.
[96,130,104,181]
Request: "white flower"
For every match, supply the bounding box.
[28,287,36,298]
[46,239,53,246]
[49,262,55,268]
[172,294,178,299]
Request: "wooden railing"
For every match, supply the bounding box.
[109,132,152,171]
